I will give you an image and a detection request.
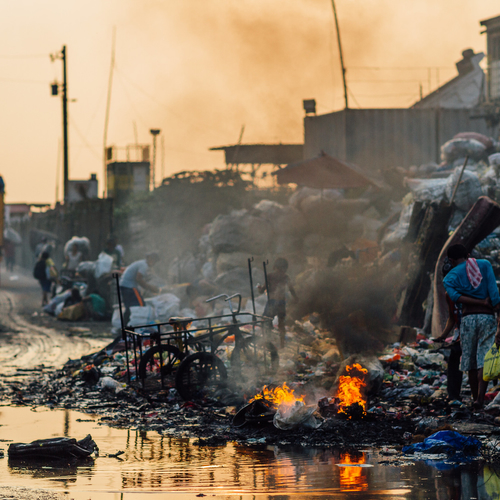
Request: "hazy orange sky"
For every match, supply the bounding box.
[1,0,499,204]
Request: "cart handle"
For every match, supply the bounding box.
[206,293,242,314]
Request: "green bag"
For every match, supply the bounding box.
[483,344,500,381]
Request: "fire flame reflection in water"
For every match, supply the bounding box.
[337,452,369,491]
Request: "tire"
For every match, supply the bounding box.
[175,352,227,401]
[138,345,184,381]
[230,336,279,382]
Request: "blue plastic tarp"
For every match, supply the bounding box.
[403,431,481,456]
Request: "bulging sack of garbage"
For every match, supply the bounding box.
[406,178,448,203]
[111,308,122,330]
[94,252,114,278]
[483,344,500,382]
[4,227,21,245]
[98,376,126,393]
[445,167,483,212]
[64,236,91,257]
[76,261,96,278]
[148,294,180,322]
[441,138,487,163]
[129,305,156,326]
[273,401,320,430]
[489,153,500,167]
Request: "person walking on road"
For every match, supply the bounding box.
[119,252,161,326]
[443,243,500,410]
[34,251,58,306]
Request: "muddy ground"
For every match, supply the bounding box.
[1,268,500,458]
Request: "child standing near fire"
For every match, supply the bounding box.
[258,258,297,349]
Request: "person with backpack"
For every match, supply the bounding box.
[34,251,58,306]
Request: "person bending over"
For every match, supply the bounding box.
[443,243,500,409]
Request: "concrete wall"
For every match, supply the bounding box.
[304,108,498,171]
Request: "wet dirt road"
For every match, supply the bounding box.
[0,270,112,378]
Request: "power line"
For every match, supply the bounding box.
[0,78,46,84]
[114,66,233,139]
[69,116,102,162]
[348,80,432,83]
[349,66,454,70]
[0,54,47,59]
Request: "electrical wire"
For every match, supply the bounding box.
[0,54,48,59]
[0,78,47,84]
[114,66,234,139]
[69,116,102,162]
[349,66,453,70]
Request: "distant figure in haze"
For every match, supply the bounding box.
[34,251,58,306]
[4,239,15,271]
[64,244,83,274]
[34,237,48,261]
[258,257,297,348]
[103,237,122,269]
[443,243,500,410]
[119,252,161,326]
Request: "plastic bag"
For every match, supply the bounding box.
[94,252,113,278]
[129,305,155,326]
[444,167,483,212]
[4,227,21,245]
[483,344,500,381]
[64,236,90,257]
[441,138,487,163]
[148,294,180,322]
[273,401,320,430]
[406,178,448,203]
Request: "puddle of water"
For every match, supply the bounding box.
[0,405,498,499]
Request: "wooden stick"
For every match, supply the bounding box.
[449,155,469,206]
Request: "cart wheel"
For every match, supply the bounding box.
[175,352,227,401]
[138,345,184,380]
[230,337,279,381]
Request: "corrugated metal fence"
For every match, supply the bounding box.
[304,108,499,170]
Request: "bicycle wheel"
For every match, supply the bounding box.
[138,345,184,380]
[175,352,227,401]
[230,336,279,382]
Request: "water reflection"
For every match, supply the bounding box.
[1,406,500,499]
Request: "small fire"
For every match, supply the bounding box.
[336,363,368,416]
[249,383,305,409]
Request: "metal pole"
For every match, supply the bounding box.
[114,272,130,384]
[263,261,270,302]
[248,257,256,315]
[330,0,348,109]
[150,129,160,190]
[152,134,157,189]
[61,46,69,203]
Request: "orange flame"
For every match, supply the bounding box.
[336,363,368,415]
[338,452,368,491]
[249,383,305,408]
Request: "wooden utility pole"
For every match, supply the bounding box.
[61,46,69,203]
[331,0,349,109]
